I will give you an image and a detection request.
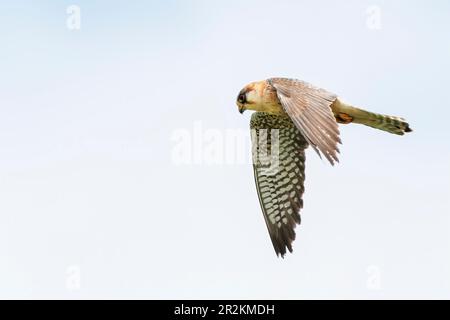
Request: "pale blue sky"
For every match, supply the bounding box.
[0,1,449,299]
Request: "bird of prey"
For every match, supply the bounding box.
[236,77,411,257]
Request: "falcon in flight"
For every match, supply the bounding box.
[237,78,411,257]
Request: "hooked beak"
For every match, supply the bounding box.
[238,104,245,114]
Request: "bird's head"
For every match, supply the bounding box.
[236,80,283,115]
[236,81,266,114]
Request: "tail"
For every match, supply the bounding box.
[331,98,412,135]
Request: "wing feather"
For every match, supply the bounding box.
[251,112,308,257]
[268,77,341,165]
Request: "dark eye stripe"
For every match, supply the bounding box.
[238,92,246,103]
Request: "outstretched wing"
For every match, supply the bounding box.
[251,112,308,257]
[268,77,341,165]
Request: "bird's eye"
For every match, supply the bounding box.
[238,92,246,104]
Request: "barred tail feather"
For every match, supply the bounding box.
[355,111,412,135]
[332,99,412,135]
